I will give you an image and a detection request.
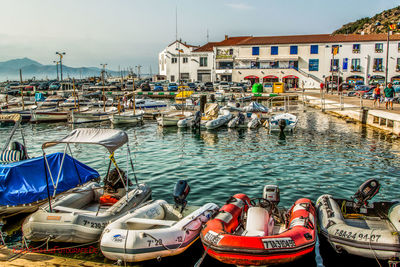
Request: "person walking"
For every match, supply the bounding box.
[384,83,395,110]
[373,84,381,108]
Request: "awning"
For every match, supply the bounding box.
[244,76,259,79]
[263,75,278,79]
[42,128,128,154]
[283,75,299,79]
[370,75,385,79]
[0,114,21,123]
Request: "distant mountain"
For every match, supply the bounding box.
[334,6,400,34]
[0,58,121,81]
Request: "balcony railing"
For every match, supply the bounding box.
[216,66,298,70]
[352,49,360,54]
[375,48,383,53]
[351,65,361,72]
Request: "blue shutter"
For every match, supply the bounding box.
[252,47,259,55]
[309,59,319,71]
[290,46,298,55]
[343,58,348,70]
[310,45,318,54]
[271,46,278,55]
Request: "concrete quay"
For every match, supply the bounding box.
[299,90,400,136]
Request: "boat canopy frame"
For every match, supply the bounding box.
[41,128,139,213]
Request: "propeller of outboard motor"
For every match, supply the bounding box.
[238,112,245,124]
[278,119,287,132]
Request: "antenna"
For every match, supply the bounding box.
[207,28,209,43]
[175,6,178,42]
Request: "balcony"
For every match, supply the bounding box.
[373,65,383,72]
[375,49,383,53]
[350,65,361,72]
[330,66,339,72]
[352,49,360,54]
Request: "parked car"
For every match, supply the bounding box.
[168,83,178,91]
[187,82,196,91]
[140,82,151,92]
[153,83,164,91]
[38,82,50,90]
[202,82,214,91]
[339,83,352,91]
[218,82,230,91]
[49,82,61,90]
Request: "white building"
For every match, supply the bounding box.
[159,34,400,88]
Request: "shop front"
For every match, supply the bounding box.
[369,75,385,85]
[283,75,299,89]
[346,75,364,85]
[244,75,259,85]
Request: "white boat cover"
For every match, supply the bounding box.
[42,128,128,153]
[243,102,269,113]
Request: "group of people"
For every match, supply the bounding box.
[372,83,396,110]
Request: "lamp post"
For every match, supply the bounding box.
[55,52,66,81]
[53,61,59,81]
[100,63,107,112]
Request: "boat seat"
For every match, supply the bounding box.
[53,205,97,214]
[244,207,270,237]
[126,217,176,227]
[0,150,21,164]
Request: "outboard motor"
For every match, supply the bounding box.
[263,185,280,205]
[173,180,190,212]
[238,112,245,124]
[352,179,380,208]
[278,119,287,132]
[193,111,201,129]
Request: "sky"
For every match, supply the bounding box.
[0,0,398,73]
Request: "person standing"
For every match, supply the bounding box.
[384,83,395,110]
[373,84,381,108]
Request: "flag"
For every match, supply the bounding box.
[332,46,339,55]
[389,24,396,30]
[176,48,184,53]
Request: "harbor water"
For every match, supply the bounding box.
[1,108,400,266]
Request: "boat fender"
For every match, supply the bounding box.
[100,195,119,206]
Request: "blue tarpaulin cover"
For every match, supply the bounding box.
[0,152,99,206]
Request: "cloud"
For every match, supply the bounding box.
[225,2,253,10]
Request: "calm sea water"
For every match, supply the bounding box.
[1,108,400,266]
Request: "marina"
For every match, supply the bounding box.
[2,2,400,266]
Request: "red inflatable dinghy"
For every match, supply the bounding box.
[200,190,316,266]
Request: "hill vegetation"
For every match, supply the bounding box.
[334,6,400,34]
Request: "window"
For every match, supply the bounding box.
[309,59,319,71]
[271,46,279,55]
[343,58,348,71]
[171,58,177,64]
[290,46,298,55]
[375,43,383,53]
[398,43,400,53]
[269,61,279,69]
[199,57,208,67]
[289,61,298,69]
[218,61,233,69]
[183,57,188,64]
[310,45,318,54]
[229,49,233,55]
[252,47,259,55]
[330,59,339,71]
[353,44,360,53]
[170,75,175,82]
[373,58,383,71]
[397,58,400,71]
[251,61,260,69]
[332,45,340,55]
[351,59,361,71]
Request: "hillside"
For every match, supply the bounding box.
[334,6,400,34]
[0,58,120,81]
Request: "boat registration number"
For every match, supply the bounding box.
[262,238,296,249]
[334,229,381,242]
[82,220,107,229]
[204,230,223,246]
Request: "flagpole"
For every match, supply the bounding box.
[385,28,390,87]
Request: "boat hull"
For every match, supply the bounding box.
[31,111,68,123]
[22,183,152,243]
[110,114,144,125]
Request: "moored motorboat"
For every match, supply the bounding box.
[100,180,218,262]
[69,107,117,124]
[317,179,400,262]
[205,109,232,130]
[22,128,152,243]
[267,113,298,132]
[110,110,144,125]
[247,113,261,129]
[227,112,246,128]
[156,111,193,127]
[177,111,201,128]
[200,185,316,266]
